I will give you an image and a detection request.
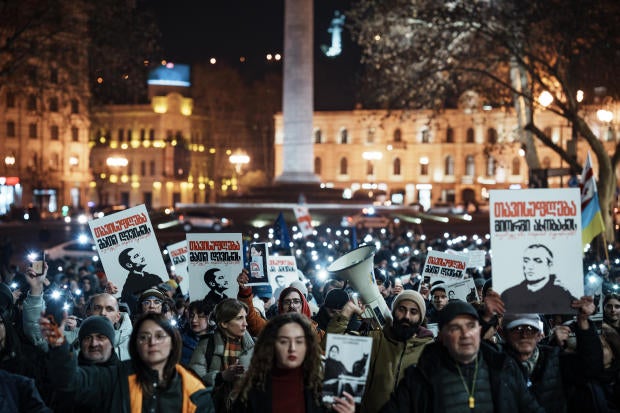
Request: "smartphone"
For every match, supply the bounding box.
[30,251,45,275]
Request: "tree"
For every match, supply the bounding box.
[347,0,620,241]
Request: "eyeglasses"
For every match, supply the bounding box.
[509,325,539,337]
[141,299,163,307]
[137,332,170,344]
[282,298,302,307]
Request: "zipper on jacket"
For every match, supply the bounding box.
[393,342,407,393]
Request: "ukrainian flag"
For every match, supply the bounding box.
[581,152,605,247]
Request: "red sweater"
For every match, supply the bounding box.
[272,366,305,413]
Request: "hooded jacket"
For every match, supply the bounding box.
[327,312,434,413]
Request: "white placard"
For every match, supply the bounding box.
[323,334,373,404]
[167,240,189,295]
[267,255,298,300]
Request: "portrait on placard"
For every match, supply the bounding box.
[323,334,373,404]
[267,255,298,300]
[166,240,189,295]
[247,242,269,286]
[490,188,583,314]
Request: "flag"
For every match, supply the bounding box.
[293,205,314,237]
[274,212,291,247]
[580,152,605,247]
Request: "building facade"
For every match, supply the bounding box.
[275,105,619,209]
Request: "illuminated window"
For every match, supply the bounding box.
[466,128,475,143]
[339,157,348,175]
[444,156,454,176]
[465,155,475,176]
[421,128,430,143]
[340,128,348,144]
[486,155,496,176]
[314,129,322,144]
[393,158,401,175]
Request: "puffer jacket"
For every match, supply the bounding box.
[326,313,433,413]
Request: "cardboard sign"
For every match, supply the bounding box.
[166,240,189,294]
[421,250,467,283]
[247,242,269,286]
[88,204,167,310]
[267,255,299,300]
[439,278,480,303]
[490,188,583,314]
[187,233,243,304]
[323,334,373,404]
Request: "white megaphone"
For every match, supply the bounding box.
[327,245,393,327]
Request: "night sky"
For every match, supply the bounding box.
[147,0,361,110]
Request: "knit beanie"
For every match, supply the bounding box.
[391,290,426,316]
[79,315,115,345]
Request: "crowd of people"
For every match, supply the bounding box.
[0,223,620,412]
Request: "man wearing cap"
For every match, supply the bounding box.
[382,300,545,412]
[313,289,361,332]
[329,290,433,413]
[426,281,448,323]
[77,315,119,366]
[137,287,169,316]
[501,298,603,412]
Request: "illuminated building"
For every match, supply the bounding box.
[275,104,619,209]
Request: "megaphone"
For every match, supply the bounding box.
[327,245,393,327]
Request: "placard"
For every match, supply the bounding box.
[267,255,299,300]
[166,240,189,294]
[323,334,373,404]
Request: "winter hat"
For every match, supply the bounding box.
[324,289,350,310]
[391,290,426,316]
[502,313,543,332]
[79,315,115,345]
[430,280,446,294]
[438,300,480,330]
[139,288,167,303]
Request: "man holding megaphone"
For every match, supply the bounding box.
[326,290,434,413]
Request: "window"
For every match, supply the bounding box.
[465,155,475,176]
[49,97,58,112]
[511,157,521,175]
[149,129,155,140]
[421,128,430,143]
[367,128,375,143]
[71,127,79,142]
[444,155,455,176]
[339,157,348,175]
[127,129,132,141]
[6,121,15,137]
[486,155,496,176]
[118,129,124,142]
[27,94,37,111]
[6,92,15,108]
[340,128,348,144]
[420,163,429,175]
[314,129,322,144]
[29,123,38,138]
[466,128,475,143]
[50,125,59,140]
[140,129,146,141]
[150,160,156,176]
[366,161,374,176]
[314,157,322,174]
[446,127,454,143]
[140,161,146,176]
[50,68,58,84]
[393,128,402,142]
[487,128,498,144]
[128,161,133,175]
[70,99,79,114]
[393,158,401,175]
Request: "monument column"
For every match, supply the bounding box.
[275,0,319,183]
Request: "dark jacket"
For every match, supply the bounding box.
[381,341,546,413]
[46,342,213,413]
[230,375,326,413]
[0,369,51,413]
[500,276,575,314]
[507,320,604,413]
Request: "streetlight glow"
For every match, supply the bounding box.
[538,91,554,107]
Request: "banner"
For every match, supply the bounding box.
[187,233,243,304]
[267,255,299,300]
[166,240,189,294]
[490,188,583,314]
[88,204,167,310]
[323,334,373,404]
[293,205,314,237]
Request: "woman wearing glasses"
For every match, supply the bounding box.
[231,312,355,413]
[40,313,214,413]
[189,298,254,411]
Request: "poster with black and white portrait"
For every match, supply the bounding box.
[323,334,373,404]
[166,240,189,295]
[187,233,243,304]
[247,242,269,287]
[490,188,583,314]
[88,204,167,313]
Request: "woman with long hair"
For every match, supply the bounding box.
[40,312,213,412]
[231,312,355,413]
[189,298,254,411]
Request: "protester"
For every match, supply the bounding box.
[601,293,620,411]
[0,368,52,413]
[328,290,433,413]
[381,300,546,412]
[181,299,214,366]
[230,312,356,413]
[86,293,132,361]
[189,298,253,412]
[77,315,119,366]
[425,281,448,323]
[41,312,214,413]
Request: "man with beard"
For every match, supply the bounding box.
[118,247,164,314]
[203,268,230,305]
[327,290,433,413]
